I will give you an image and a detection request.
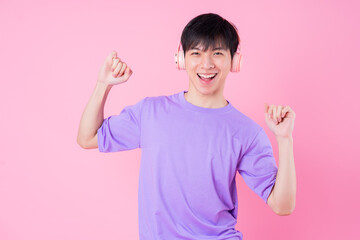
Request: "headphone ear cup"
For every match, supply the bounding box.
[239,54,243,70]
[230,44,242,72]
[175,41,186,70]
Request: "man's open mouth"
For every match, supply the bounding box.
[197,73,217,81]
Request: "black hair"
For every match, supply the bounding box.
[180,13,240,60]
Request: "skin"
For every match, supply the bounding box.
[264,103,296,215]
[77,51,132,149]
[183,43,232,109]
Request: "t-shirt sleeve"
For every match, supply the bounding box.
[237,128,278,204]
[97,97,146,153]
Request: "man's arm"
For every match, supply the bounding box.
[77,81,112,149]
[77,51,133,149]
[267,136,296,215]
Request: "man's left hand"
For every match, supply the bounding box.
[264,103,296,139]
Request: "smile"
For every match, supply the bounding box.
[197,73,217,81]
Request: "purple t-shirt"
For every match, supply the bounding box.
[97,90,278,240]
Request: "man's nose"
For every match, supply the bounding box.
[200,55,215,68]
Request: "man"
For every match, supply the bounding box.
[77,13,296,240]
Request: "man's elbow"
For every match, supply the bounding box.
[274,206,295,216]
[268,192,296,216]
[77,134,98,149]
[77,138,87,149]
[77,136,90,149]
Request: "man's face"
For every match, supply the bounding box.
[185,43,232,97]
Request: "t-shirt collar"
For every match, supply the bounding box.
[178,90,234,114]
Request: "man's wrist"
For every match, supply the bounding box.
[96,81,112,91]
[276,135,293,143]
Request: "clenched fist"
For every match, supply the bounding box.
[97,51,133,86]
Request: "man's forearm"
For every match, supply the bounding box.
[271,136,296,215]
[77,81,112,147]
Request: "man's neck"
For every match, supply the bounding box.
[184,90,228,109]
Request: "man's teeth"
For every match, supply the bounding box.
[198,73,217,78]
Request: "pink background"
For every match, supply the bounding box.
[1,0,359,239]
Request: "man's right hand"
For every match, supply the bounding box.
[97,51,133,86]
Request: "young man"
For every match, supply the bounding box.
[77,13,296,240]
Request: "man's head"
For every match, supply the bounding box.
[180,13,240,62]
[180,13,241,98]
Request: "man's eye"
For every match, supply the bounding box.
[191,52,222,55]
